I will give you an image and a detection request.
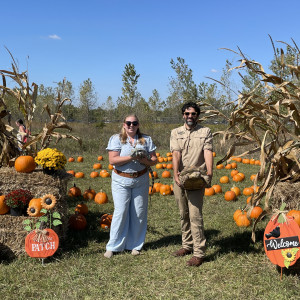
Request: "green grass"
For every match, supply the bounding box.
[0,153,299,300]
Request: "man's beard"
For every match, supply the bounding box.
[185,119,197,127]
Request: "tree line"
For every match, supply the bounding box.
[4,43,298,126]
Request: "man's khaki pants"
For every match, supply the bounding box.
[173,183,206,258]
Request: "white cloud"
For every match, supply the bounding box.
[211,69,218,73]
[48,34,61,40]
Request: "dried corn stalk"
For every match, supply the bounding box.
[0,50,81,165]
[199,39,300,241]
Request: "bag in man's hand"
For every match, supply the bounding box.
[179,166,210,190]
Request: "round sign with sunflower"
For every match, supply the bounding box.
[264,206,300,269]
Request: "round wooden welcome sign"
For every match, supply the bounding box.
[264,215,300,268]
[25,228,59,258]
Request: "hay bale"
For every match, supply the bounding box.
[271,181,300,210]
[0,167,72,257]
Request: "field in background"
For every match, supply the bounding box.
[0,152,299,299]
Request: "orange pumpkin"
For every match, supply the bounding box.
[224,191,236,201]
[153,182,162,193]
[94,191,108,204]
[90,171,99,178]
[235,211,251,227]
[249,158,256,165]
[100,214,112,229]
[75,172,85,178]
[69,213,87,230]
[68,184,81,197]
[225,164,232,170]
[254,160,261,166]
[220,176,229,184]
[83,187,96,200]
[212,152,216,157]
[230,186,241,196]
[158,157,164,163]
[287,210,300,227]
[250,206,263,219]
[100,171,110,178]
[108,164,114,170]
[156,163,163,169]
[149,171,158,179]
[231,162,237,169]
[233,209,243,222]
[230,169,239,177]
[250,174,257,181]
[97,156,103,161]
[93,163,102,169]
[67,170,75,176]
[205,187,215,196]
[149,186,156,195]
[162,170,171,178]
[242,158,250,164]
[216,164,224,170]
[25,228,59,258]
[243,187,254,196]
[77,156,84,162]
[166,164,173,169]
[237,172,245,180]
[212,184,222,194]
[68,157,75,162]
[0,195,9,215]
[75,203,88,215]
[15,156,36,173]
[156,153,160,157]
[232,174,243,182]
[159,184,172,196]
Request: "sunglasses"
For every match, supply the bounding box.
[125,121,139,126]
[184,112,198,116]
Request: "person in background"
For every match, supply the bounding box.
[170,101,213,267]
[16,119,26,151]
[104,114,157,258]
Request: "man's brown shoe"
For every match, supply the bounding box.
[172,248,193,257]
[186,256,204,267]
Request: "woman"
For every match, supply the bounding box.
[16,119,26,151]
[104,114,157,258]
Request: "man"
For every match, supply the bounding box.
[170,101,213,267]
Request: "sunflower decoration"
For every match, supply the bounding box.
[281,248,299,268]
[41,194,57,210]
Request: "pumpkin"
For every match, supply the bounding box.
[264,215,300,268]
[287,210,300,227]
[162,170,171,178]
[75,172,85,178]
[233,209,243,222]
[166,164,173,169]
[156,163,163,169]
[67,170,75,176]
[225,164,232,170]
[0,195,9,215]
[232,174,243,182]
[213,152,216,157]
[108,164,114,170]
[235,157,242,162]
[159,184,172,196]
[158,157,164,163]
[237,172,245,180]
[69,213,87,230]
[243,187,254,196]
[250,206,263,219]
[220,176,229,184]
[235,211,251,227]
[15,155,36,173]
[231,162,237,169]
[254,160,261,165]
[246,196,252,204]
[93,163,102,169]
[83,187,96,200]
[25,228,59,258]
[100,170,110,178]
[212,184,222,194]
[224,191,236,201]
[149,186,156,195]
[163,157,168,162]
[230,186,241,196]
[216,164,224,170]
[90,171,99,178]
[205,187,215,196]
[68,157,75,162]
[156,153,160,157]
[77,156,84,162]
[250,174,257,181]
[153,182,162,193]
[97,156,103,161]
[75,203,88,215]
[94,191,108,204]
[166,152,172,157]
[27,198,43,217]
[242,158,250,164]
[68,184,81,197]
[230,169,239,177]
[149,171,158,178]
[250,158,256,165]
[100,214,112,229]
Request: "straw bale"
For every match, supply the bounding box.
[0,167,72,257]
[271,181,300,210]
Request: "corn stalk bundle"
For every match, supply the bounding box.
[199,39,300,241]
[0,49,81,165]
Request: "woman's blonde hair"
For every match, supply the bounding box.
[119,114,145,145]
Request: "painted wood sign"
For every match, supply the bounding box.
[264,215,300,268]
[25,228,59,258]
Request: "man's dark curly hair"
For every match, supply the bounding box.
[181,102,200,115]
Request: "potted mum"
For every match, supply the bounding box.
[34,148,67,175]
[4,189,33,216]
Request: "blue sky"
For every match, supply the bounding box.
[1,0,300,106]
